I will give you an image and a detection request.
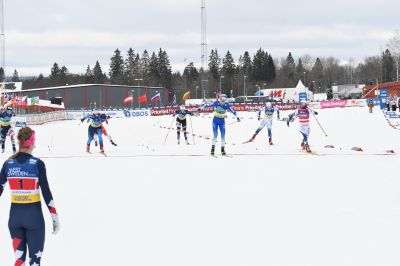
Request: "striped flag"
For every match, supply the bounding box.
[151,93,161,102]
[183,91,190,101]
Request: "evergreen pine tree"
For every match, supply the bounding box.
[241,51,252,78]
[382,49,395,82]
[50,62,61,81]
[140,50,150,83]
[109,49,125,84]
[12,69,20,82]
[252,48,265,83]
[208,49,221,82]
[60,66,68,85]
[125,48,138,85]
[266,54,276,83]
[85,65,94,83]
[158,49,172,88]
[295,58,306,84]
[311,58,324,92]
[0,67,4,82]
[286,52,296,82]
[222,50,236,95]
[149,51,160,86]
[93,61,105,83]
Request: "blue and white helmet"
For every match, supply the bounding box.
[265,102,272,109]
[219,94,228,101]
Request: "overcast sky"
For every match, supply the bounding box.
[3,0,399,76]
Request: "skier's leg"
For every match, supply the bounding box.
[212,119,218,146]
[220,121,226,147]
[25,213,45,266]
[182,119,188,141]
[0,126,7,152]
[9,228,27,266]
[97,128,103,145]
[176,121,181,140]
[8,128,16,152]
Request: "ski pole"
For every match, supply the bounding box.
[189,115,195,145]
[163,116,175,144]
[312,112,328,137]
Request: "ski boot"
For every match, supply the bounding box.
[12,144,16,154]
[86,144,90,153]
[304,143,311,153]
[110,140,117,146]
[221,146,227,156]
[95,140,98,147]
[249,134,256,142]
[100,144,104,153]
[301,143,305,150]
[211,145,215,156]
[185,139,190,145]
[269,138,273,145]
[177,139,180,145]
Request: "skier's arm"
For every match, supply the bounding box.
[173,110,178,116]
[38,160,58,222]
[257,109,262,120]
[81,114,91,122]
[227,104,240,122]
[0,164,7,197]
[201,101,217,110]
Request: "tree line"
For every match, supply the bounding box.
[5,30,400,103]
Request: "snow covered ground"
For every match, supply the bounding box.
[1,106,400,266]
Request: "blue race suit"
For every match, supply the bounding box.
[0,153,58,266]
[203,101,238,147]
[81,113,106,145]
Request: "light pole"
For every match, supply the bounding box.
[201,79,208,99]
[135,78,143,108]
[219,75,224,94]
[243,75,247,104]
[130,90,135,109]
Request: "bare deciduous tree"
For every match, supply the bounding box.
[387,29,400,81]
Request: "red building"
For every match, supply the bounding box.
[363,81,400,98]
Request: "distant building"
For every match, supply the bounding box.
[363,81,400,98]
[332,84,364,99]
[18,84,168,109]
[261,80,313,102]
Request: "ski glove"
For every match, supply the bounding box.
[52,216,61,235]
[313,111,318,115]
[237,117,241,122]
[80,118,84,123]
[258,117,261,121]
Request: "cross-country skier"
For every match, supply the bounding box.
[0,127,60,266]
[173,105,194,145]
[198,94,240,156]
[287,100,318,153]
[247,102,280,145]
[93,115,117,147]
[81,110,107,153]
[0,105,17,153]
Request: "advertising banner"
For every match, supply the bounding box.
[123,109,151,117]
